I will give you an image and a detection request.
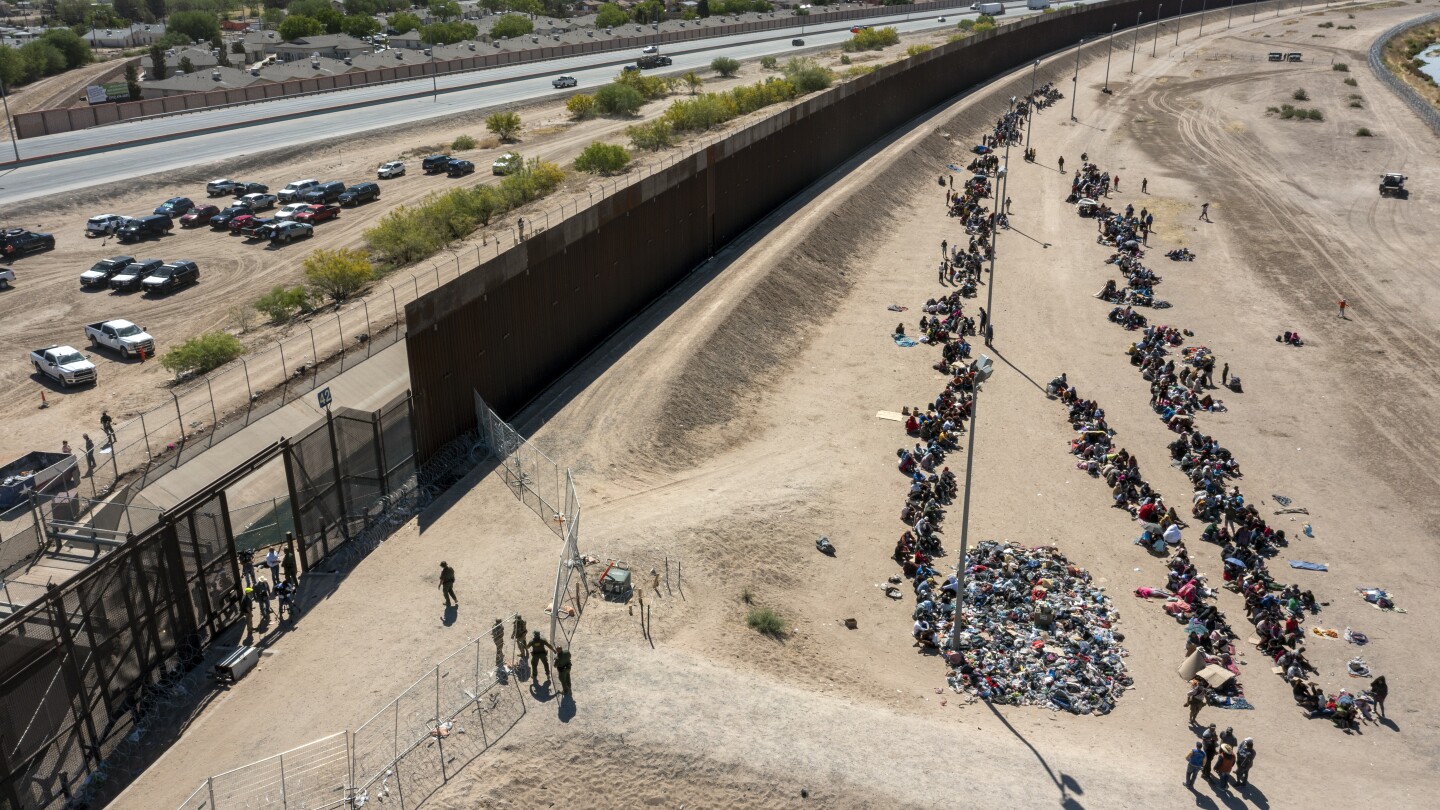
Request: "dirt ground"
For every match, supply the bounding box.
[117,5,1440,808]
[0,27,947,477]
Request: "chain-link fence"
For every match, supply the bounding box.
[1369,10,1440,137]
[176,731,352,810]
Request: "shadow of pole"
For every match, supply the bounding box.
[983,699,1084,808]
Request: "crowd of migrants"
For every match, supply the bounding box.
[890,86,1133,716]
[1064,163,1390,731]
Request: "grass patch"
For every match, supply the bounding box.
[1269,103,1325,120]
[1293,88,1310,100]
[746,606,786,637]
[842,26,900,52]
[1356,126,1374,136]
[1344,77,1358,86]
[1333,62,1349,71]
[1349,99,1364,107]
[451,134,477,150]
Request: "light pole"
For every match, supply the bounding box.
[1153,4,1163,58]
[1176,0,1184,46]
[1103,23,1117,92]
[1025,59,1039,154]
[947,352,994,650]
[1198,0,1208,36]
[1228,0,1235,29]
[1131,12,1143,73]
[0,76,18,163]
[1071,38,1084,120]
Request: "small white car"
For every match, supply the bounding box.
[377,160,406,179]
[86,214,128,237]
[641,45,659,54]
[276,203,311,220]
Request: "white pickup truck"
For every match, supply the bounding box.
[84,319,155,358]
[30,345,97,387]
[0,266,13,289]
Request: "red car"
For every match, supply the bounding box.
[179,204,220,227]
[228,213,256,233]
[294,204,340,225]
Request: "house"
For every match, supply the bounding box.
[140,66,273,99]
[241,30,280,63]
[387,29,426,50]
[165,47,219,70]
[87,23,166,49]
[271,33,373,62]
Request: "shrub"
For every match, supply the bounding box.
[842,26,899,52]
[957,19,976,31]
[1332,62,1348,72]
[254,285,311,323]
[711,56,741,77]
[452,134,477,150]
[490,13,534,39]
[1292,88,1309,100]
[485,111,522,142]
[566,93,596,119]
[760,55,778,70]
[746,607,785,637]
[1349,99,1363,108]
[39,29,91,69]
[1344,77,1358,87]
[304,248,375,303]
[906,44,933,57]
[840,54,852,65]
[782,57,833,92]
[976,14,996,26]
[682,71,703,94]
[574,142,632,174]
[1356,127,1373,136]
[843,64,878,79]
[161,332,245,376]
[1318,21,1334,29]
[1305,108,1324,120]
[614,70,674,100]
[626,119,675,151]
[973,21,996,33]
[595,82,645,115]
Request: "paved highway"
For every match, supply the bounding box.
[0,4,1086,204]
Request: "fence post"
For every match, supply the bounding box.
[337,311,346,359]
[325,409,352,542]
[279,752,288,809]
[205,377,218,438]
[172,392,184,445]
[390,284,400,327]
[307,325,318,380]
[361,300,372,358]
[207,777,216,810]
[241,356,253,407]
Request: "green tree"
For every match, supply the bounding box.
[167,10,221,43]
[508,0,543,13]
[263,7,286,28]
[289,0,332,16]
[342,14,382,38]
[0,46,24,88]
[625,119,673,151]
[573,142,631,175]
[158,31,194,48]
[710,56,740,77]
[594,81,644,115]
[304,248,375,303]
[39,29,92,69]
[160,332,246,375]
[231,40,247,54]
[214,36,231,67]
[279,15,326,41]
[145,0,167,22]
[422,21,478,44]
[314,7,346,33]
[148,43,168,80]
[565,92,596,119]
[178,56,196,73]
[20,41,66,83]
[479,0,503,11]
[681,70,701,94]
[632,0,664,23]
[698,0,710,17]
[124,60,142,100]
[485,110,522,141]
[595,2,628,27]
[345,0,381,14]
[431,0,463,20]
[253,285,312,323]
[389,11,423,32]
[490,13,533,39]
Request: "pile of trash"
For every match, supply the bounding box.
[943,541,1131,715]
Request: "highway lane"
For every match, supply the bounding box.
[0,4,1084,204]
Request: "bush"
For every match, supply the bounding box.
[452,134,478,150]
[682,70,703,94]
[1333,62,1349,72]
[1349,99,1363,108]
[485,111,522,141]
[1317,21,1334,29]
[490,13,534,39]
[843,64,878,79]
[976,14,996,26]
[1356,127,1373,136]
[839,54,851,65]
[566,93,597,119]
[254,285,311,324]
[842,26,900,52]
[1292,88,1309,100]
[626,119,675,151]
[574,142,632,174]
[760,55,778,70]
[782,57,833,92]
[746,607,785,637]
[973,21,996,33]
[304,248,375,303]
[614,70,674,99]
[1306,108,1324,120]
[957,19,976,31]
[595,82,646,115]
[161,332,245,376]
[906,44,933,57]
[1344,77,1358,87]
[711,56,741,77]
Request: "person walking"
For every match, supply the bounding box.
[1199,202,1211,222]
[1201,723,1219,780]
[527,631,553,683]
[253,577,272,620]
[241,586,255,640]
[100,411,116,445]
[439,561,458,607]
[1338,297,1349,319]
[1185,679,1207,725]
[282,545,298,586]
[492,618,506,666]
[941,239,948,257]
[82,434,95,473]
[265,548,280,586]
[1184,742,1204,789]
[1005,196,1013,214]
[240,549,256,587]
[1369,675,1387,717]
[1234,738,1256,786]
[512,615,528,660]
[1142,177,1148,194]
[554,645,573,697]
[978,307,989,334]
[1113,175,1120,191]
[1221,363,1230,386]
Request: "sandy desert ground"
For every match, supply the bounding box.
[116,4,1440,809]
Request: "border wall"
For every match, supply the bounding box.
[405,0,1273,453]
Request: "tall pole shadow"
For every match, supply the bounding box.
[984,699,1085,809]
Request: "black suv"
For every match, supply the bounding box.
[1,229,56,259]
[209,204,252,228]
[337,182,380,207]
[141,260,200,295]
[422,154,452,174]
[300,180,346,205]
[447,159,475,177]
[110,258,163,292]
[116,214,173,244]
[79,255,135,287]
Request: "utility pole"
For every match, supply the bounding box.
[1103,23,1117,92]
[1131,12,1143,73]
[1153,4,1163,58]
[1025,59,1039,154]
[1228,0,1235,28]
[1198,0,1208,36]
[1071,38,1084,120]
[0,76,18,163]
[1176,0,1184,46]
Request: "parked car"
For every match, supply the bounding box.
[84,319,154,358]
[29,345,96,387]
[1,229,57,257]
[141,260,200,295]
[377,161,406,179]
[210,204,252,228]
[552,75,578,88]
[295,204,340,224]
[0,266,13,289]
[109,258,162,291]
[116,215,172,244]
[153,197,194,217]
[446,159,475,177]
[206,179,268,197]
[276,203,311,220]
[492,152,522,176]
[237,192,277,211]
[270,221,314,244]
[228,213,258,233]
[241,217,279,239]
[179,204,220,227]
[85,214,129,237]
[422,155,452,174]
[80,255,136,287]
[300,181,346,205]
[337,182,379,207]
[278,179,320,202]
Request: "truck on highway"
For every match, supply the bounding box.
[636,54,673,69]
[978,2,1006,14]
[84,319,155,358]
[1027,0,1050,10]
[29,345,97,388]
